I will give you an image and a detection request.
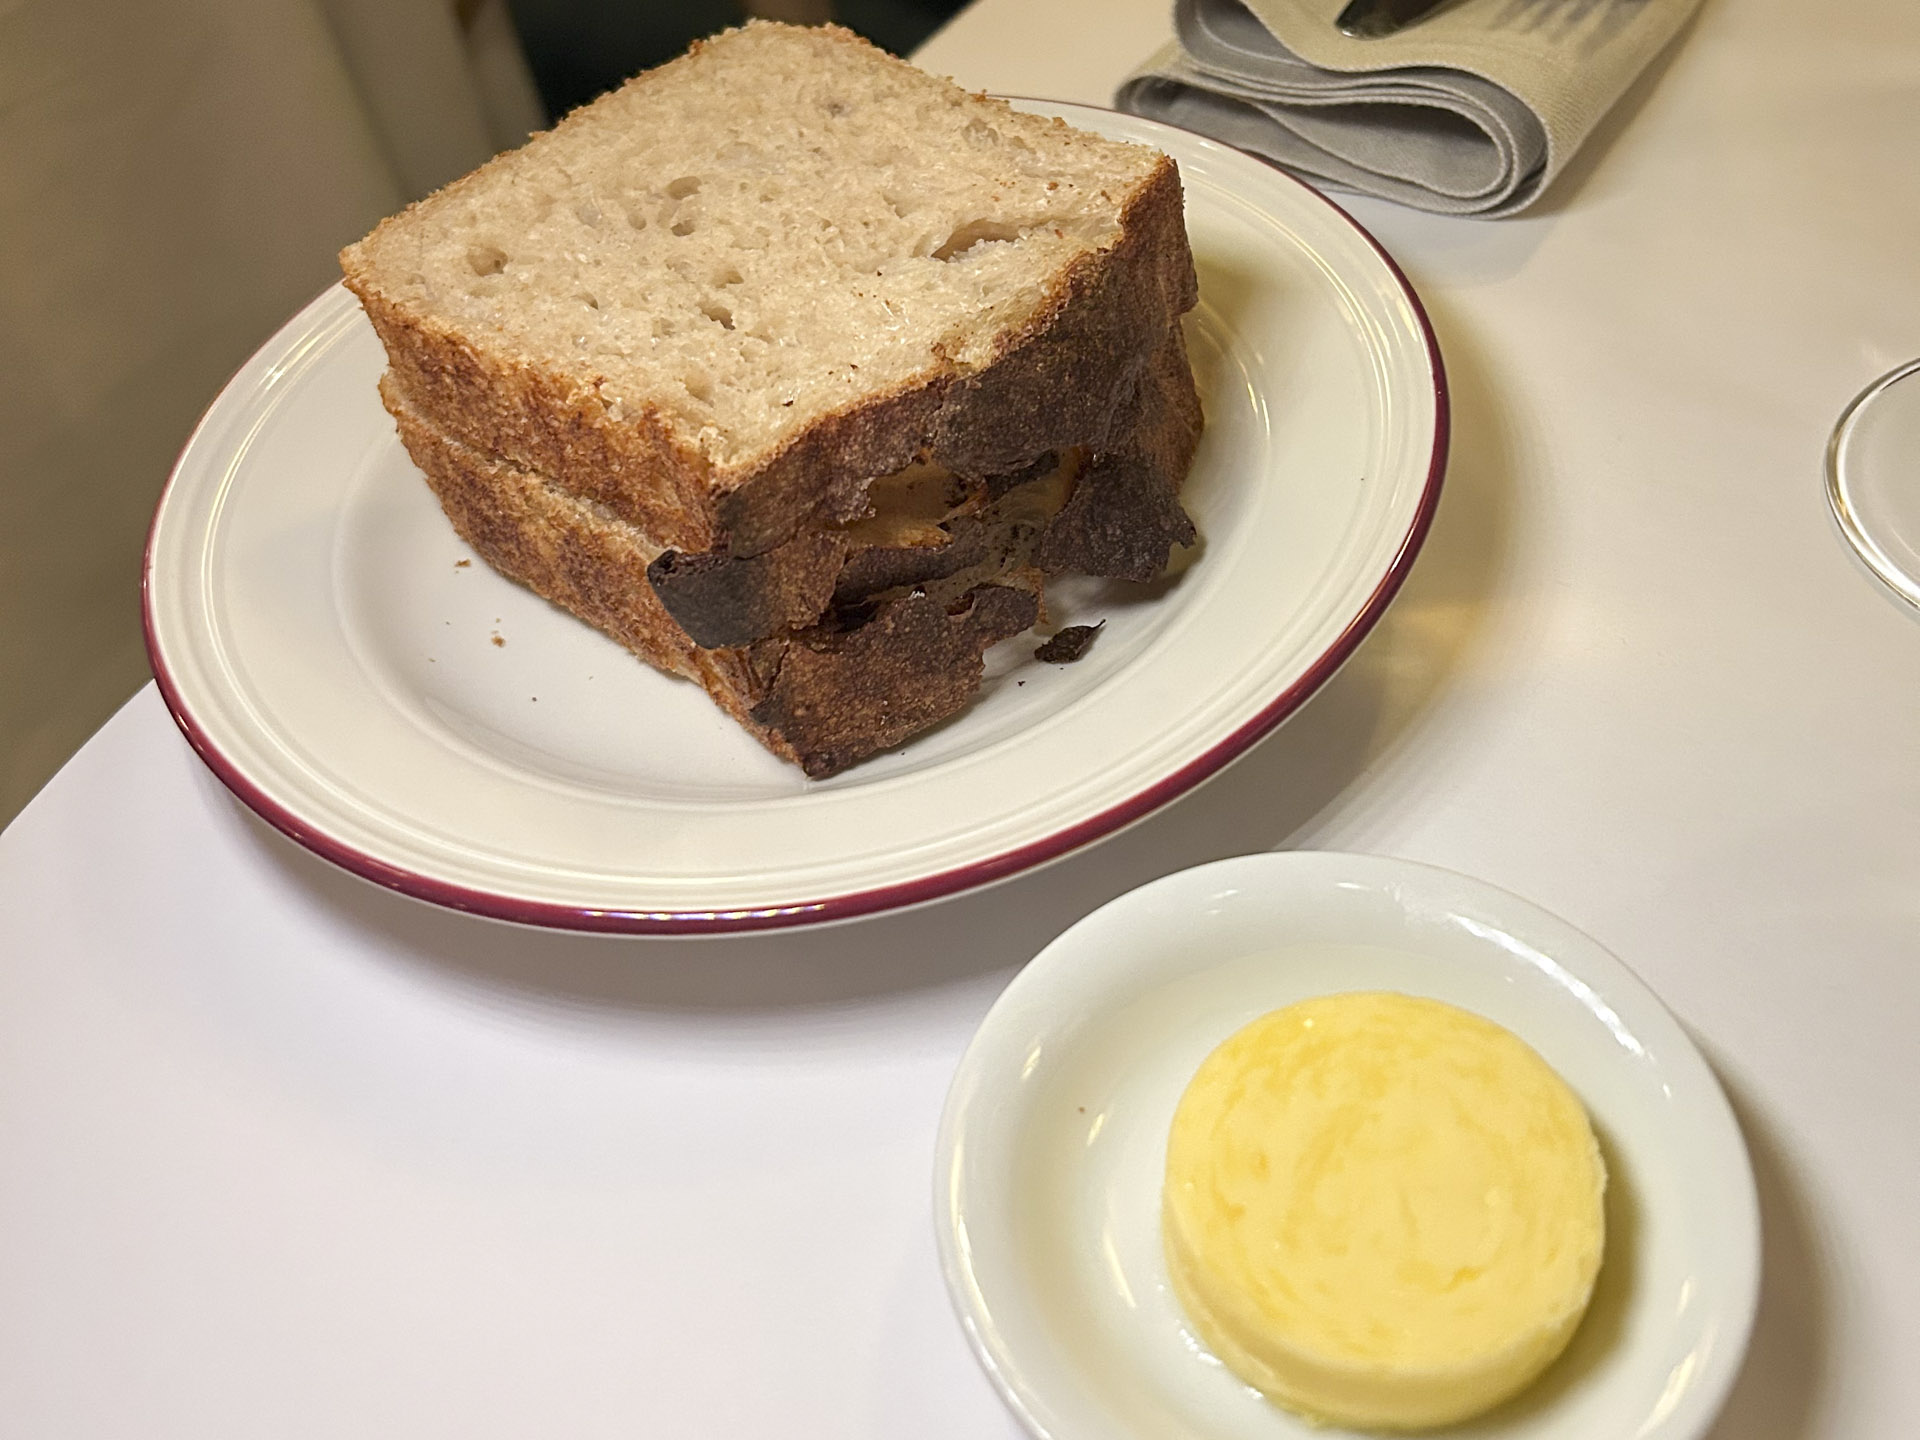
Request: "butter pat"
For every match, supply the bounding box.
[1163,992,1606,1431]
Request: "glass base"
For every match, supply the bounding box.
[1828,358,1920,610]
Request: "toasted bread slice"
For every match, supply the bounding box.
[341,21,1198,560]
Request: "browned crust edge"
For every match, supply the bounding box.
[747,584,1040,777]
[385,388,1069,776]
[1037,318,1203,581]
[385,380,698,682]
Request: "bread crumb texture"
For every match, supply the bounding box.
[346,23,1159,469]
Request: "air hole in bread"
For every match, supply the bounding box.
[623,206,649,232]
[712,266,744,287]
[572,199,603,227]
[665,176,702,200]
[701,302,735,330]
[466,243,509,276]
[577,292,600,310]
[962,119,1000,148]
[682,371,713,405]
[671,217,698,237]
[883,191,913,219]
[933,220,1022,261]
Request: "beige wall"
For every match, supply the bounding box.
[0,0,540,828]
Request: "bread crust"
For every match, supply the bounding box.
[747,585,1040,778]
[388,385,1053,775]
[1037,318,1203,581]
[386,308,1199,657]
[384,377,704,683]
[645,534,850,650]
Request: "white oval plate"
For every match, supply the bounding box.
[142,106,1446,932]
[935,852,1759,1440]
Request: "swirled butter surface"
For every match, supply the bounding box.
[1163,991,1606,1431]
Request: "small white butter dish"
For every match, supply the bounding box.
[933,851,1758,1440]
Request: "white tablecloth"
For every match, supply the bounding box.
[2,1,1916,1433]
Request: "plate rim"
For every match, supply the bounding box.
[140,104,1450,935]
[931,849,1762,1440]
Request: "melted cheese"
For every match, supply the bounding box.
[1163,992,1605,1431]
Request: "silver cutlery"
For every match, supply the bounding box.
[1335,0,1454,37]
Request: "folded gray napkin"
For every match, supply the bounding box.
[1116,0,1701,216]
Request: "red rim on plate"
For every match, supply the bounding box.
[142,106,1449,935]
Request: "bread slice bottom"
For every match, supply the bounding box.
[387,388,1051,774]
[380,322,1200,776]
